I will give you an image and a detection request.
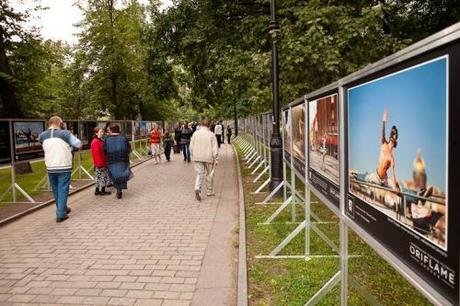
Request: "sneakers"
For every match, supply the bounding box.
[195,190,201,201]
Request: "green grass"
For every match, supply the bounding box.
[235,135,431,306]
[0,139,151,204]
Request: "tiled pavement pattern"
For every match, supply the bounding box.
[0,144,239,305]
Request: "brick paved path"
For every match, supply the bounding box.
[0,144,239,306]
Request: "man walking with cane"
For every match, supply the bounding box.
[190,118,219,201]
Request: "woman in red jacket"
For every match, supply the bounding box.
[91,127,111,195]
[149,123,163,164]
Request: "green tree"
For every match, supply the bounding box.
[76,0,151,119]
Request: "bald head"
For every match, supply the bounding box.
[201,118,209,127]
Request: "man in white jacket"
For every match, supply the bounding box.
[38,116,81,222]
[190,118,219,201]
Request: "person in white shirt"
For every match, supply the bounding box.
[190,118,219,201]
[38,116,81,222]
[214,121,223,148]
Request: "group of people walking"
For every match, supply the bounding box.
[39,116,132,223]
[39,115,233,222]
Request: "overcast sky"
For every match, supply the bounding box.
[11,0,172,45]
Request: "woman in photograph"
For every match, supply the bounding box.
[90,127,111,196]
[105,124,132,199]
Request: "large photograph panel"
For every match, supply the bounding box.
[0,121,12,164]
[309,94,339,184]
[308,93,340,207]
[292,103,306,177]
[282,109,291,162]
[80,121,97,149]
[346,54,458,303]
[13,121,45,160]
[348,57,447,250]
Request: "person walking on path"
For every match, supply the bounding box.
[105,124,132,199]
[226,124,232,144]
[214,121,223,148]
[180,122,193,162]
[38,116,81,223]
[90,127,111,196]
[174,122,182,153]
[190,118,218,201]
[149,123,163,164]
[163,128,174,162]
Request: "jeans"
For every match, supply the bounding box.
[182,143,190,161]
[216,135,222,148]
[48,172,71,219]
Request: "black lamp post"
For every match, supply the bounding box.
[269,0,283,191]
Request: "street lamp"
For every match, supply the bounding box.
[269,0,283,191]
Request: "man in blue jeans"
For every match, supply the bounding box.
[39,116,81,222]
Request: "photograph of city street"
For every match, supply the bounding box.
[309,94,339,184]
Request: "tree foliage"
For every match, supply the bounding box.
[1,0,459,120]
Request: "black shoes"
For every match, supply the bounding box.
[116,190,123,199]
[66,207,71,214]
[95,189,111,196]
[56,216,69,223]
[195,190,201,201]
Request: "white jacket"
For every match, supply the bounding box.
[190,127,218,163]
[214,124,223,135]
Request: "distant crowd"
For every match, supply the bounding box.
[149,120,232,164]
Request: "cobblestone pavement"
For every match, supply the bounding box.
[0,144,239,306]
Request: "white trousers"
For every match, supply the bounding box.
[194,161,214,194]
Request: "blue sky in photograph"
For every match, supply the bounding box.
[348,57,447,190]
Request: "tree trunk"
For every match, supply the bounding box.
[0,29,20,118]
